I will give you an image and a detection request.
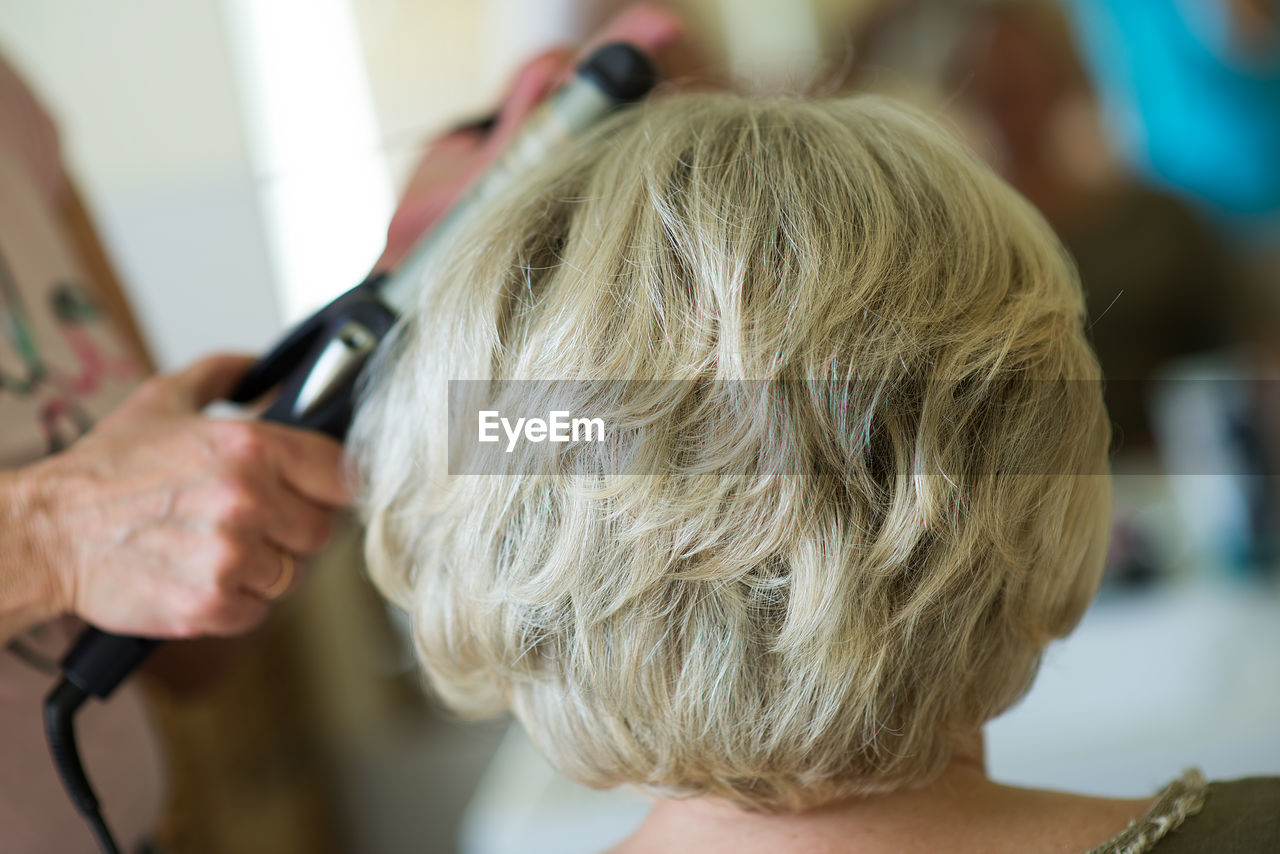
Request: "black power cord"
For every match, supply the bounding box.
[45,677,123,854]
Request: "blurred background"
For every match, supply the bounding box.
[1,0,1278,852]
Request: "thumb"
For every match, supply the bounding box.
[483,48,575,158]
[580,4,687,61]
[163,353,258,411]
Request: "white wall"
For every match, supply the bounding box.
[0,0,280,370]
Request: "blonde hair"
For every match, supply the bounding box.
[350,92,1111,811]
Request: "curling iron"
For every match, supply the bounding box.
[44,42,657,854]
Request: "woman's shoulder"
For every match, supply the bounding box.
[1091,769,1280,854]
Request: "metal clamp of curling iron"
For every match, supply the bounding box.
[45,42,657,854]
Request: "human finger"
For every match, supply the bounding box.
[202,589,272,636]
[253,422,353,508]
[377,130,491,269]
[164,354,259,410]
[254,477,337,555]
[482,47,576,156]
[579,3,686,63]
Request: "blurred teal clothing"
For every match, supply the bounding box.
[1065,0,1280,224]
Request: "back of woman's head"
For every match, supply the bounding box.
[351,91,1111,812]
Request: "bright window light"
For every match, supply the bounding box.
[222,0,394,323]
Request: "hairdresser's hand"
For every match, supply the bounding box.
[6,354,350,639]
[376,2,692,270]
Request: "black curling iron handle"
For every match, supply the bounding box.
[60,629,159,700]
[59,278,398,698]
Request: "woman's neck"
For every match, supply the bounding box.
[612,734,1156,854]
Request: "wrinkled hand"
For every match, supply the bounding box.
[375,2,690,271]
[19,354,350,638]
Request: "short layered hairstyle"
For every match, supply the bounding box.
[350,92,1112,811]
